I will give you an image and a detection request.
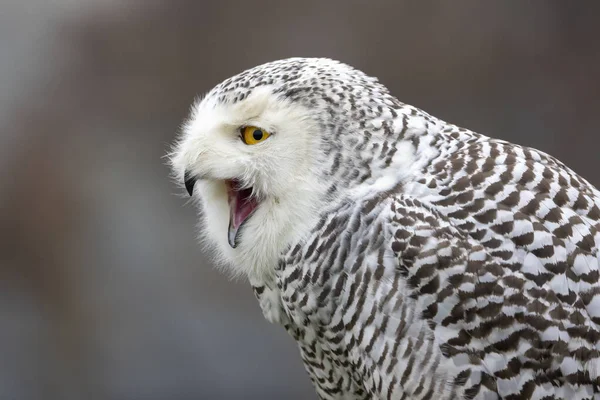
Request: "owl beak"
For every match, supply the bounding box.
[228,218,238,248]
[184,171,197,196]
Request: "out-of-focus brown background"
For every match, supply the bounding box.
[1,1,599,399]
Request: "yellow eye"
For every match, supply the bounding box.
[241,126,271,145]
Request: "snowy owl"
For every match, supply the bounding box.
[170,58,600,399]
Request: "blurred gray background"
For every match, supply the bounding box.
[1,1,599,399]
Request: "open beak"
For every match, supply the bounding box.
[226,180,258,248]
[183,173,258,248]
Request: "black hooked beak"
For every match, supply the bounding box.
[184,171,197,196]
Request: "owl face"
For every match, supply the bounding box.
[170,57,409,279]
[170,85,329,279]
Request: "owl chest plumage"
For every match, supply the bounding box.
[268,196,460,399]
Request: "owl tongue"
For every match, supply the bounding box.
[227,180,258,248]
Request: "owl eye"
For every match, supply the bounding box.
[240,126,271,145]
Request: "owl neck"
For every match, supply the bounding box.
[249,105,447,321]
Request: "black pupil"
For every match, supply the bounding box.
[252,129,263,141]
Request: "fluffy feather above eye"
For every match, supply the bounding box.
[169,57,600,400]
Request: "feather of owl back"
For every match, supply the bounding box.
[171,58,600,399]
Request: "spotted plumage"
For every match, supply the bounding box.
[170,58,600,399]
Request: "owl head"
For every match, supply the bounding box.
[169,58,413,280]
